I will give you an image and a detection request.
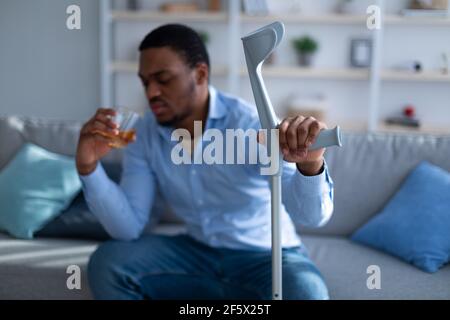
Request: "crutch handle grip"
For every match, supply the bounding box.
[309,126,343,150]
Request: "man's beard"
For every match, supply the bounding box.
[157,107,193,127]
[154,81,197,127]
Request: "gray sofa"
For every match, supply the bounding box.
[0,115,449,300]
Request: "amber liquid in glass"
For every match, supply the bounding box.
[92,129,136,148]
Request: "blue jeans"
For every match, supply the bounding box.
[88,234,329,300]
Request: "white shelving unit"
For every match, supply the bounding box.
[100,0,450,133]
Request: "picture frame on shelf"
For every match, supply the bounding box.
[350,38,372,68]
[160,3,199,13]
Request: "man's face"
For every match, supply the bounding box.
[138,47,199,126]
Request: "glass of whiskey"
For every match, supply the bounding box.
[94,107,140,148]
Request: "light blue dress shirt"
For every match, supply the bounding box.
[80,86,334,250]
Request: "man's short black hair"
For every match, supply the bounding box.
[139,24,210,70]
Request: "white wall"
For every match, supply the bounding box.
[0,0,100,121]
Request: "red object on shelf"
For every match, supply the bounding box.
[403,105,415,118]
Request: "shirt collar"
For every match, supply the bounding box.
[207,85,227,120]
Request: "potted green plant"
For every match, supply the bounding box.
[292,36,319,67]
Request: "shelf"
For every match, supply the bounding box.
[110,61,228,76]
[381,70,450,82]
[110,10,450,26]
[241,13,367,25]
[240,66,370,80]
[242,13,450,26]
[378,122,450,134]
[111,10,227,22]
[241,67,450,82]
[112,63,367,80]
[112,63,450,83]
[385,15,450,26]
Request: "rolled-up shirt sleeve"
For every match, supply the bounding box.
[281,159,334,228]
[79,117,156,241]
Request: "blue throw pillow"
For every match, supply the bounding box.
[0,143,81,239]
[35,161,122,241]
[351,161,450,273]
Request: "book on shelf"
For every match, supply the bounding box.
[385,116,421,128]
[160,3,199,13]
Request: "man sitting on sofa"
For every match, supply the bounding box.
[76,24,334,300]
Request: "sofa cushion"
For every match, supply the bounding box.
[302,235,450,300]
[351,161,450,273]
[0,143,81,239]
[301,131,450,236]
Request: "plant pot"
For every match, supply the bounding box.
[298,53,315,67]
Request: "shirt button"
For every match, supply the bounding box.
[192,169,197,175]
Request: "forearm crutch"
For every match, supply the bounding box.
[242,21,342,300]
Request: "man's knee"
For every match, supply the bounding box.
[282,265,329,300]
[87,240,129,295]
[279,249,330,301]
[89,241,117,272]
[88,235,160,278]
[87,235,182,299]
